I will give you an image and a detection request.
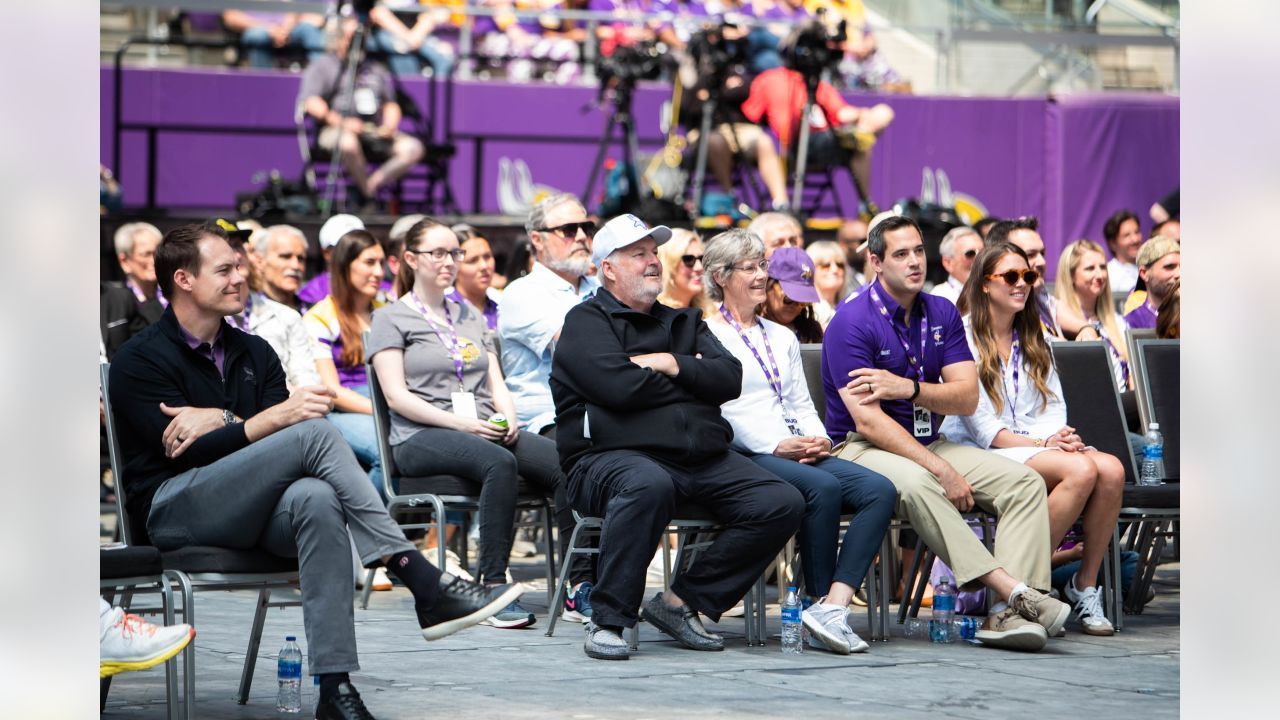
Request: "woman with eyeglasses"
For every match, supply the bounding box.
[368,218,589,630]
[803,240,848,329]
[656,229,712,312]
[302,229,387,498]
[761,246,825,343]
[941,242,1124,636]
[1055,239,1132,392]
[702,228,896,654]
[446,225,501,330]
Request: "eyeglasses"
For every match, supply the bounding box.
[680,254,704,269]
[985,269,1039,286]
[408,247,466,262]
[536,221,597,240]
[962,249,978,259]
[729,259,770,274]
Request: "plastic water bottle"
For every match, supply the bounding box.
[781,586,803,654]
[1140,423,1165,486]
[276,636,302,713]
[953,616,979,641]
[930,576,956,643]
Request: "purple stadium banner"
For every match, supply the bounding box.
[100,67,1178,279]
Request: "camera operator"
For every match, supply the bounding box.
[740,20,894,214]
[591,0,685,56]
[679,21,790,212]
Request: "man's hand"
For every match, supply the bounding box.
[276,385,337,426]
[846,368,913,406]
[160,404,226,459]
[936,465,975,512]
[774,436,832,465]
[629,352,680,377]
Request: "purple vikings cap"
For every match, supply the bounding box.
[767,247,821,303]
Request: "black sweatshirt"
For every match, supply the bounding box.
[108,307,288,542]
[550,288,743,472]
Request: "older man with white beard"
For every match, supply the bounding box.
[548,214,804,660]
[497,193,601,438]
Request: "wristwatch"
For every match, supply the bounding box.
[223,409,239,426]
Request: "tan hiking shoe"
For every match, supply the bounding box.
[975,607,1048,651]
[1009,588,1072,637]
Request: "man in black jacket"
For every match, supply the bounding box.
[550,214,804,661]
[108,223,519,720]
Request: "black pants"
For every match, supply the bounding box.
[567,450,804,629]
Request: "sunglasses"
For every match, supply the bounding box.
[680,254,704,269]
[962,249,978,259]
[536,221,597,240]
[985,269,1040,286]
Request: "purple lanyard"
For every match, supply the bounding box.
[1092,320,1130,387]
[1006,329,1021,430]
[868,284,927,382]
[1036,292,1058,337]
[126,278,168,308]
[718,305,801,435]
[405,293,466,387]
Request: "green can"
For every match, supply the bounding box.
[488,414,509,430]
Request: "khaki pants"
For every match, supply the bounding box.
[833,433,1052,592]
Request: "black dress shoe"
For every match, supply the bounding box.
[315,682,376,720]
[640,592,724,651]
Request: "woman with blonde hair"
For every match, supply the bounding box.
[1054,239,1130,391]
[803,240,847,329]
[946,242,1124,636]
[656,229,712,312]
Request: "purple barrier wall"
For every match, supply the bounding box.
[101,67,1178,278]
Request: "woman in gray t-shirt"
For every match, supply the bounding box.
[368,218,590,629]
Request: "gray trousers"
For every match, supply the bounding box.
[146,419,415,674]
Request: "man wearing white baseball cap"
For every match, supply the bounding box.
[299,214,366,306]
[550,213,805,660]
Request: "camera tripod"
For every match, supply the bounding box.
[582,76,643,214]
[789,67,877,217]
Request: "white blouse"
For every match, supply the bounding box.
[707,315,829,455]
[940,317,1067,462]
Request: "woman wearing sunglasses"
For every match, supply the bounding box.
[761,246,825,343]
[941,242,1124,636]
[656,229,712,312]
[1055,239,1132,392]
[803,240,849,330]
[367,218,589,630]
[703,229,896,655]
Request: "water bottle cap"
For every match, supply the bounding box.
[285,635,297,641]
[786,586,797,592]
[1149,422,1159,430]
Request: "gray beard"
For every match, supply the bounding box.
[545,255,592,278]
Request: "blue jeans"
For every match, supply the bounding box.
[240,22,326,69]
[749,454,897,600]
[327,384,384,500]
[369,29,455,77]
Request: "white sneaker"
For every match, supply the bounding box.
[357,567,393,591]
[100,608,195,678]
[1063,574,1115,637]
[801,601,852,655]
[422,548,474,582]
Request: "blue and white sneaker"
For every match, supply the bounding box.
[561,582,594,623]
[479,600,536,629]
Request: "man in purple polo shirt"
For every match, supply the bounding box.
[1124,236,1180,330]
[822,215,1068,652]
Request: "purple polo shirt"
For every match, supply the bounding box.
[178,323,227,378]
[1124,302,1157,330]
[446,289,499,331]
[298,272,393,307]
[821,278,973,445]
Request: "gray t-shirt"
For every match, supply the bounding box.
[367,297,497,445]
[297,54,394,121]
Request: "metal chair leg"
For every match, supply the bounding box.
[545,519,588,638]
[236,589,271,705]
[897,540,929,624]
[542,500,557,607]
[359,568,375,610]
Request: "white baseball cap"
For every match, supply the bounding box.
[319,213,365,250]
[591,214,673,267]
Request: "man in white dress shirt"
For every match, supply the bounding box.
[929,226,983,305]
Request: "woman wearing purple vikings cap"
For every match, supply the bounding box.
[940,242,1124,636]
[703,228,896,655]
[761,246,825,343]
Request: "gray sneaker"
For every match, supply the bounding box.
[583,622,630,660]
[802,602,851,655]
[640,592,724,651]
[1009,587,1072,637]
